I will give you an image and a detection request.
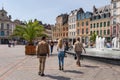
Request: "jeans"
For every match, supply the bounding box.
[50,46,53,54]
[58,51,64,66]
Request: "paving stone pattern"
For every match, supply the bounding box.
[0,45,120,80]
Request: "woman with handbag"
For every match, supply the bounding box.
[74,37,86,67]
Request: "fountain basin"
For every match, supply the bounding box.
[66,48,120,60]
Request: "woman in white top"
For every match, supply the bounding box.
[57,38,65,70]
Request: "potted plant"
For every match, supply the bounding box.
[13,20,44,55]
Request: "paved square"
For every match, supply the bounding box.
[0,45,120,80]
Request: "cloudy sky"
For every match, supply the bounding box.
[1,0,110,24]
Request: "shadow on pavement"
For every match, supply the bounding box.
[45,75,71,80]
[83,65,99,68]
[50,53,58,56]
[63,70,84,74]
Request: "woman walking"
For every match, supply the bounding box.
[57,38,65,70]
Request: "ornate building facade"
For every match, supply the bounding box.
[76,8,92,43]
[0,8,15,44]
[111,0,120,38]
[52,14,68,41]
[68,10,77,44]
[90,5,111,41]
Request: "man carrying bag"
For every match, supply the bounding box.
[74,37,86,67]
[37,36,49,76]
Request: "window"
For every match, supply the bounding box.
[107,29,110,35]
[113,10,116,16]
[82,37,84,43]
[86,21,88,26]
[77,29,80,35]
[94,16,96,20]
[106,13,110,17]
[82,22,84,26]
[97,23,99,27]
[104,14,106,18]
[113,2,117,8]
[86,28,88,34]
[113,18,116,25]
[7,24,9,29]
[97,30,99,35]
[81,13,84,19]
[102,14,105,18]
[1,23,4,30]
[82,29,84,34]
[1,31,4,36]
[74,32,75,36]
[69,25,71,29]
[74,24,76,29]
[104,22,106,27]
[100,30,102,35]
[91,24,92,28]
[94,23,96,28]
[107,21,110,26]
[66,33,68,36]
[96,16,99,19]
[104,30,106,35]
[90,31,92,35]
[100,22,102,27]
[77,14,81,20]
[77,22,79,27]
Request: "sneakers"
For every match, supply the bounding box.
[41,73,45,76]
[38,72,45,76]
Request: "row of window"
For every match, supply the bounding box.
[53,33,68,37]
[69,17,76,23]
[77,21,89,27]
[91,13,110,21]
[69,24,76,29]
[77,12,92,20]
[69,32,76,36]
[90,29,110,35]
[0,23,10,30]
[0,31,9,36]
[77,28,89,35]
[91,21,110,28]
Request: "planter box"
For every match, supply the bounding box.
[25,45,36,55]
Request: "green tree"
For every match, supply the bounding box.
[13,20,45,45]
[90,32,97,43]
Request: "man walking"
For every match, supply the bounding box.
[37,36,49,76]
[74,37,86,67]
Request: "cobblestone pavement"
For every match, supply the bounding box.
[0,45,120,80]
